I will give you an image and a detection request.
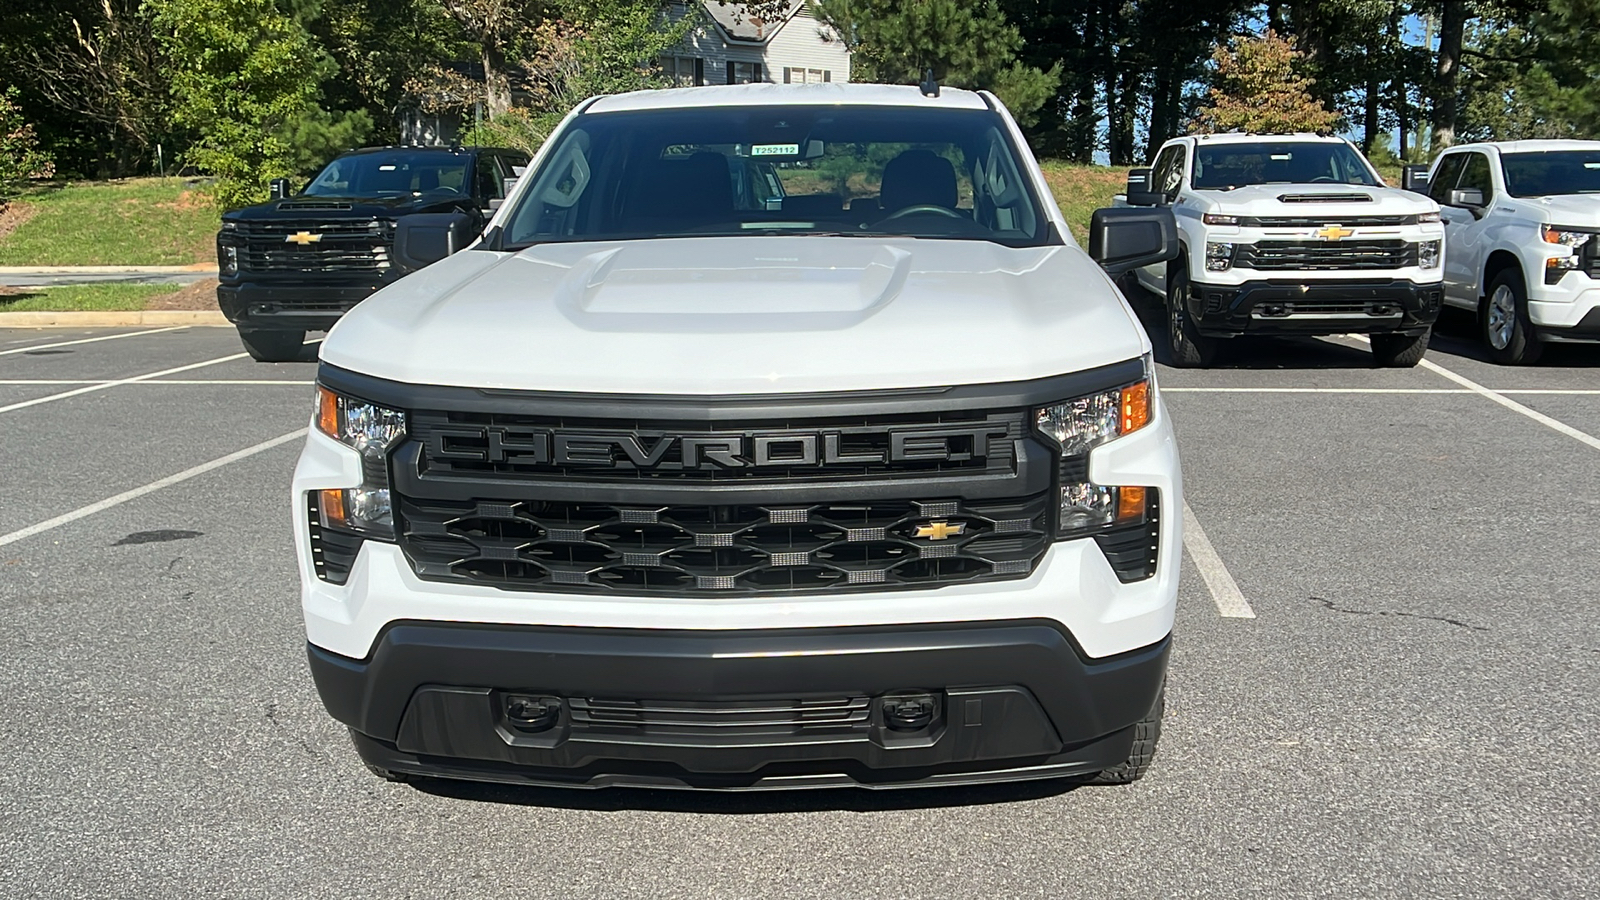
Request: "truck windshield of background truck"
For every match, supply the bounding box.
[1190,141,1381,190]
[501,106,1049,248]
[1501,151,1600,197]
[302,151,471,198]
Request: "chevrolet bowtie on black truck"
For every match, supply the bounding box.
[216,145,530,361]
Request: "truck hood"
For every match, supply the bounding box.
[320,237,1149,395]
[1506,194,1600,227]
[1191,183,1437,217]
[222,194,471,222]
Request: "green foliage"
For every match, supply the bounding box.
[0,86,56,203]
[0,178,217,266]
[1458,0,1600,142]
[813,0,1060,124]
[1195,30,1339,135]
[148,0,369,209]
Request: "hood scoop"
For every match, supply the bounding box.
[279,200,354,210]
[1277,192,1375,203]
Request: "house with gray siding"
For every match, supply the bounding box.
[660,1,851,87]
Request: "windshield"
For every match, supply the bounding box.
[302,150,471,198]
[1502,150,1600,197]
[1191,141,1380,190]
[500,105,1049,247]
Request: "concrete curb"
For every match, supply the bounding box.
[0,265,217,275]
[0,310,230,327]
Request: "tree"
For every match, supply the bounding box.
[431,0,553,117]
[0,86,55,205]
[1195,30,1338,134]
[813,0,1060,124]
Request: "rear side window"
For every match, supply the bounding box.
[1428,154,1466,203]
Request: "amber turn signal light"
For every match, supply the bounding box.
[1116,486,1147,523]
[316,386,339,438]
[1120,381,1151,435]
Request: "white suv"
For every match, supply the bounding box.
[1421,140,1600,364]
[1122,133,1446,367]
[292,84,1184,790]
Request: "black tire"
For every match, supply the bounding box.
[1165,263,1218,368]
[1370,327,1431,368]
[238,328,306,363]
[1088,681,1164,785]
[1480,270,1543,365]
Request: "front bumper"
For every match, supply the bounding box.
[217,279,390,331]
[1529,273,1600,341]
[312,621,1170,790]
[1187,278,1443,337]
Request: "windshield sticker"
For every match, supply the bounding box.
[751,144,800,157]
[1270,154,1292,160]
[378,164,397,171]
[1587,162,1600,169]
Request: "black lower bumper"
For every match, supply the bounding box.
[309,620,1170,790]
[1539,306,1600,341]
[1189,278,1443,337]
[217,280,388,332]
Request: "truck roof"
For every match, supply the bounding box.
[584,82,991,114]
[1445,139,1600,154]
[1182,132,1346,145]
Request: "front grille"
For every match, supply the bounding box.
[396,493,1052,595]
[1236,240,1417,271]
[568,696,872,736]
[306,492,361,584]
[232,219,391,273]
[1240,215,1414,227]
[409,408,1025,483]
[1587,238,1600,278]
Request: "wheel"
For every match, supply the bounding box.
[1370,327,1431,367]
[1481,270,1543,365]
[237,328,306,362]
[1165,263,1218,368]
[1088,681,1164,785]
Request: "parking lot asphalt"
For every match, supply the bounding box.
[0,320,1596,899]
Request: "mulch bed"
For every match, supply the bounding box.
[0,201,39,242]
[143,277,218,310]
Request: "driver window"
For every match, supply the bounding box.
[476,156,506,201]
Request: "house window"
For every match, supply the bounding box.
[783,67,830,84]
[659,55,703,86]
[727,61,763,84]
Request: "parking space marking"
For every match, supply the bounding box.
[0,379,314,386]
[1419,357,1600,452]
[1181,502,1256,619]
[0,428,307,549]
[0,326,188,357]
[0,352,249,415]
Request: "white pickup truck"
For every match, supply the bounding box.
[1121,133,1446,367]
[1415,140,1600,364]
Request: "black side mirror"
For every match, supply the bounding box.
[1449,187,1486,210]
[1089,206,1179,276]
[268,178,293,200]
[1401,165,1431,193]
[1123,167,1162,207]
[394,212,475,273]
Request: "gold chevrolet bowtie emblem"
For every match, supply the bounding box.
[1315,225,1355,241]
[285,231,322,245]
[914,520,966,541]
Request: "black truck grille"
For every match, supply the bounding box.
[409,408,1025,483]
[569,696,872,735]
[233,219,391,273]
[1236,239,1417,271]
[396,493,1052,596]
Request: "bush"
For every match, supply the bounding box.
[0,86,55,204]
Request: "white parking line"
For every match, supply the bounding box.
[0,326,188,356]
[1419,358,1600,452]
[0,428,308,549]
[0,379,314,386]
[1181,502,1256,619]
[0,352,249,415]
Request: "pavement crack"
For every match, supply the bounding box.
[1310,596,1489,632]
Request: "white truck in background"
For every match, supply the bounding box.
[1120,133,1446,367]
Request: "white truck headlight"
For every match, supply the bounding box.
[1034,360,1155,537]
[219,245,238,276]
[314,386,406,538]
[1205,242,1234,272]
[1542,225,1591,247]
[1418,240,1441,269]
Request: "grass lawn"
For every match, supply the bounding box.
[0,283,180,312]
[1038,161,1131,243]
[0,179,217,267]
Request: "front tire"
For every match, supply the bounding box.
[1481,271,1543,365]
[1165,264,1218,368]
[1371,328,1431,368]
[237,328,307,363]
[1089,681,1164,785]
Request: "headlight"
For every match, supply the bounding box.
[1205,241,1234,272]
[314,386,406,539]
[1417,211,1441,224]
[1034,362,1155,537]
[1418,240,1441,269]
[219,244,238,276]
[1542,225,1591,247]
[1203,213,1239,226]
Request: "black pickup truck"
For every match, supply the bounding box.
[216,145,530,361]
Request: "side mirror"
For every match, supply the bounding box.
[268,178,293,200]
[394,212,475,273]
[1401,165,1431,193]
[1089,206,1179,276]
[1449,187,1486,210]
[1123,167,1162,207]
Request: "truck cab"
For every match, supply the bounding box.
[1422,140,1600,364]
[1121,133,1446,367]
[216,145,530,361]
